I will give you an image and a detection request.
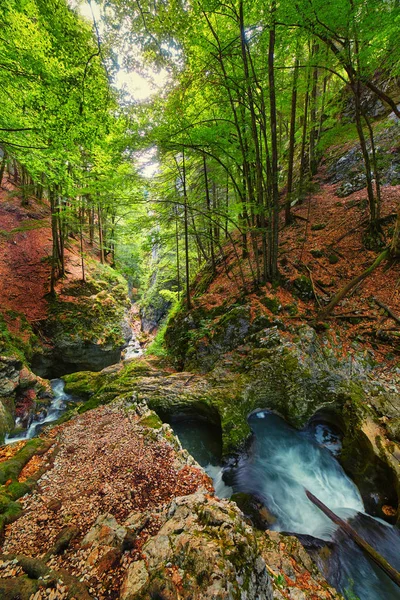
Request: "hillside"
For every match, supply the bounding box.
[0,1,400,600]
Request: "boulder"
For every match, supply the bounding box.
[121,491,273,600]
[82,513,128,549]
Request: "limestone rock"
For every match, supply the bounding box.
[122,491,273,600]
[0,355,21,396]
[120,560,149,600]
[82,513,128,549]
[258,531,341,599]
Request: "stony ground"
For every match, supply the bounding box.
[0,401,212,599]
[0,397,343,600]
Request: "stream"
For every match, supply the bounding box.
[5,379,76,444]
[4,368,400,599]
[171,410,400,600]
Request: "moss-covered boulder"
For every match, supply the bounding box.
[32,264,132,378]
[0,355,50,443]
[165,304,252,372]
[121,491,273,600]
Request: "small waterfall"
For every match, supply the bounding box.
[236,411,364,539]
[234,410,400,600]
[123,336,143,360]
[5,379,74,444]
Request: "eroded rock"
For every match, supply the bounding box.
[121,491,273,600]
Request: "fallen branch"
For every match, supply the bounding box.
[304,264,321,307]
[306,490,400,589]
[373,297,400,325]
[292,214,310,223]
[332,313,375,320]
[317,249,389,321]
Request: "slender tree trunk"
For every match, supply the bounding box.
[175,210,181,301]
[239,0,266,281]
[268,0,279,280]
[13,159,19,184]
[0,150,7,187]
[181,148,191,309]
[49,187,61,296]
[362,109,381,222]
[203,155,215,274]
[298,65,311,203]
[98,205,104,264]
[352,80,377,229]
[285,54,299,225]
[390,207,400,257]
[309,42,319,176]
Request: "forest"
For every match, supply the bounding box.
[0,1,400,599]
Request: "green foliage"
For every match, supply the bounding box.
[146,322,169,357]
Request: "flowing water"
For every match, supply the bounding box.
[234,410,400,600]
[5,379,76,444]
[4,374,400,599]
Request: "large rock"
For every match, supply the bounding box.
[0,355,44,442]
[120,491,273,600]
[32,274,132,377]
[0,355,22,396]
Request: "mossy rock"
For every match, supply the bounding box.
[293,276,314,300]
[139,413,163,429]
[0,438,45,485]
[387,417,400,442]
[261,296,281,314]
[310,249,324,258]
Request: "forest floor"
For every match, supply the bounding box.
[0,401,212,599]
[193,177,400,374]
[0,181,104,342]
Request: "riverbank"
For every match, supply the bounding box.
[0,398,341,599]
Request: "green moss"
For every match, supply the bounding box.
[0,312,42,362]
[45,260,131,351]
[261,296,281,314]
[310,249,324,258]
[0,438,44,485]
[311,223,327,231]
[146,321,169,357]
[328,252,339,264]
[139,413,163,429]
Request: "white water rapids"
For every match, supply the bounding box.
[5,379,75,444]
[234,410,400,600]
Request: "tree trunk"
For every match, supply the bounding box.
[268,0,279,281]
[181,148,191,309]
[298,65,311,203]
[0,150,7,187]
[309,43,319,176]
[203,155,215,274]
[175,210,181,302]
[285,54,299,225]
[390,208,400,257]
[98,205,104,264]
[318,248,389,320]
